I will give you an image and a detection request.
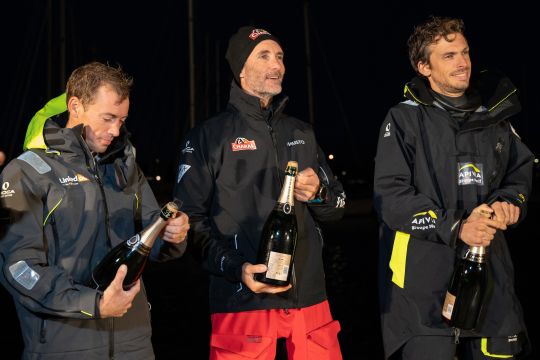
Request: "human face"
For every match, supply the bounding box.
[239,40,285,107]
[418,33,471,97]
[67,85,129,154]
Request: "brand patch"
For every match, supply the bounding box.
[231,137,257,151]
[59,173,89,186]
[458,162,484,186]
[287,139,305,147]
[249,29,271,40]
[1,182,15,198]
[411,210,437,231]
[177,164,191,183]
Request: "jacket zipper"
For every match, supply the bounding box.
[50,215,60,265]
[109,318,115,359]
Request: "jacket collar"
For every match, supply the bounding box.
[227,80,289,123]
[403,70,520,121]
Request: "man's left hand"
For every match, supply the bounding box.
[490,201,520,226]
[160,211,190,244]
[294,167,320,202]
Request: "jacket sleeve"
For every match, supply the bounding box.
[373,108,465,246]
[306,145,346,222]
[173,132,246,282]
[0,162,100,319]
[485,123,534,225]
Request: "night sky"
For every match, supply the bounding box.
[1,1,537,186]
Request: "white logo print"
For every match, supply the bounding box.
[287,140,306,147]
[458,163,484,186]
[1,182,15,198]
[182,141,194,154]
[384,123,391,137]
[177,164,191,183]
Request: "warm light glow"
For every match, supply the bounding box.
[535,158,539,164]
[328,154,334,160]
[155,175,161,181]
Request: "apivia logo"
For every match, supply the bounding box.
[287,139,305,147]
[231,137,257,151]
[384,123,391,137]
[1,182,15,198]
[182,140,194,154]
[411,210,437,231]
[458,163,484,186]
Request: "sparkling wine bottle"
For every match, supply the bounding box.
[88,201,179,290]
[442,210,491,330]
[254,161,298,286]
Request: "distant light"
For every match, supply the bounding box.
[535,158,539,164]
[341,170,347,176]
[328,154,334,160]
[155,175,161,181]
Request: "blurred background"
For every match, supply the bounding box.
[1,1,538,358]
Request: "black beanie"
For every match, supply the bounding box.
[225,26,281,84]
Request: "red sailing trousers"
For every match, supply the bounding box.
[209,300,342,360]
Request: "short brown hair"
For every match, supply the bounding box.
[407,16,465,74]
[66,62,133,107]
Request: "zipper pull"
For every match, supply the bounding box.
[452,327,461,344]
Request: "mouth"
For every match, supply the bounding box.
[452,70,469,81]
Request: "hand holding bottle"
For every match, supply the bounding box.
[159,211,190,244]
[99,265,140,318]
[490,201,520,226]
[459,204,506,247]
[294,167,320,202]
[242,262,292,294]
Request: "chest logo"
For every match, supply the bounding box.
[231,137,257,151]
[458,163,484,186]
[287,139,306,147]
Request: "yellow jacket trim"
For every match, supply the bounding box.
[481,338,513,358]
[389,231,410,288]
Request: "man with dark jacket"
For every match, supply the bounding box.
[173,26,346,359]
[0,62,190,359]
[374,16,534,359]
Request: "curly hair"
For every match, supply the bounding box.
[407,16,465,75]
[66,62,133,107]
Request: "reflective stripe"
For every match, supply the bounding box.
[17,151,51,174]
[481,338,512,358]
[389,231,410,288]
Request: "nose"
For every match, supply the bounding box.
[109,123,122,138]
[270,55,284,71]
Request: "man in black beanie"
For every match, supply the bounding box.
[174,25,346,359]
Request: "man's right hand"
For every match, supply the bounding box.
[98,265,140,318]
[241,263,292,294]
[459,204,507,247]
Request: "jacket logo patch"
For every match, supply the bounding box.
[411,210,437,231]
[1,182,15,198]
[384,123,391,137]
[182,140,194,154]
[231,137,257,151]
[458,162,484,186]
[287,139,305,147]
[76,174,90,182]
[249,29,271,40]
[177,164,191,183]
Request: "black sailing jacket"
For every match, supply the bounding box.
[174,82,346,313]
[373,71,534,358]
[0,94,186,359]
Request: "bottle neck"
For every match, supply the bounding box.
[466,246,486,263]
[277,173,295,207]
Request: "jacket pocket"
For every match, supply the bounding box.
[307,320,342,357]
[210,333,273,359]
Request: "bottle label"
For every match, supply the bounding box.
[266,251,292,281]
[442,291,456,320]
[126,234,141,248]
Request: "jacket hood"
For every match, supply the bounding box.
[403,70,521,118]
[23,93,67,151]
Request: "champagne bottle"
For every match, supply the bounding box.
[254,161,298,286]
[88,201,179,290]
[442,210,491,330]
